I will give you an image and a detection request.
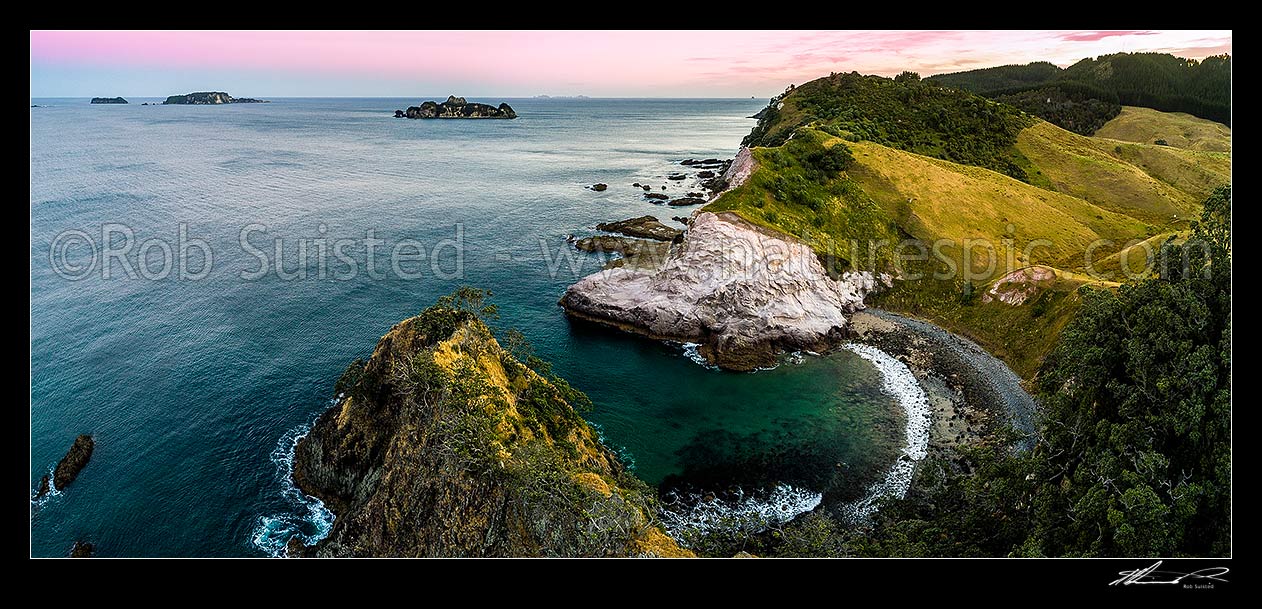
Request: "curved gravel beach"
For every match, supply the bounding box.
[849,309,1039,453]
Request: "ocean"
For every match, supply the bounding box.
[30,97,901,556]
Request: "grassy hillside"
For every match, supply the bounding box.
[743,71,1035,180]
[1015,121,1201,223]
[717,72,1230,378]
[1094,106,1232,152]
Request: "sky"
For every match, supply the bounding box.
[30,30,1233,98]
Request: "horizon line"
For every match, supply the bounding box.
[29,95,774,100]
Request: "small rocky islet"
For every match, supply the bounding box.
[162,92,268,105]
[394,96,517,119]
[90,97,127,104]
[33,434,95,501]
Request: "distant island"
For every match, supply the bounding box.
[91,97,128,104]
[394,96,516,119]
[534,95,590,99]
[162,92,269,105]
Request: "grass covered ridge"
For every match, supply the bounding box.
[1094,106,1232,152]
[710,73,1229,378]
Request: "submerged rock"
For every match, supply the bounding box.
[667,173,687,181]
[69,541,94,557]
[560,211,879,371]
[54,434,94,490]
[34,474,51,500]
[596,216,683,241]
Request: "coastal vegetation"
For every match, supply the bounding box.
[858,188,1232,557]
[682,58,1232,555]
[684,188,1231,557]
[929,52,1232,131]
[291,287,690,557]
[742,71,1036,180]
[712,66,1229,380]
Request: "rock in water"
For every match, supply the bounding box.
[560,211,879,371]
[590,183,608,191]
[70,541,94,557]
[53,434,94,490]
[596,216,683,241]
[34,474,51,500]
[395,96,517,119]
[289,306,692,557]
[162,92,267,104]
[90,97,128,104]
[645,192,669,201]
[574,236,671,270]
[667,197,706,207]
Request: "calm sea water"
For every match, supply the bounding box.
[30,97,899,556]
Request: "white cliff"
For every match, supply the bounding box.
[560,210,879,370]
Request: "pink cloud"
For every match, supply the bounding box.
[29,30,1232,97]
[1058,30,1159,42]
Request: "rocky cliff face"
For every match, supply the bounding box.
[162,92,267,105]
[395,95,517,119]
[560,211,880,371]
[290,295,690,557]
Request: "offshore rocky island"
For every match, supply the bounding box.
[394,95,517,119]
[163,91,268,104]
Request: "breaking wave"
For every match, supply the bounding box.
[250,422,335,557]
[659,483,822,543]
[838,343,932,522]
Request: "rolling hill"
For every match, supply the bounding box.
[707,71,1230,378]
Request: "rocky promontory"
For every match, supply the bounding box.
[90,97,128,104]
[561,211,881,371]
[290,293,690,557]
[162,92,268,105]
[394,96,517,119]
[559,145,883,371]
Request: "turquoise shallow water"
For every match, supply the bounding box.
[30,97,900,556]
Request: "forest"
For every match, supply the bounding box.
[929,53,1232,132]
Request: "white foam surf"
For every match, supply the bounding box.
[250,421,335,557]
[839,343,932,522]
[29,465,62,508]
[678,342,720,370]
[659,483,823,542]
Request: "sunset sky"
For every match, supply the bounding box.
[30,30,1233,98]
